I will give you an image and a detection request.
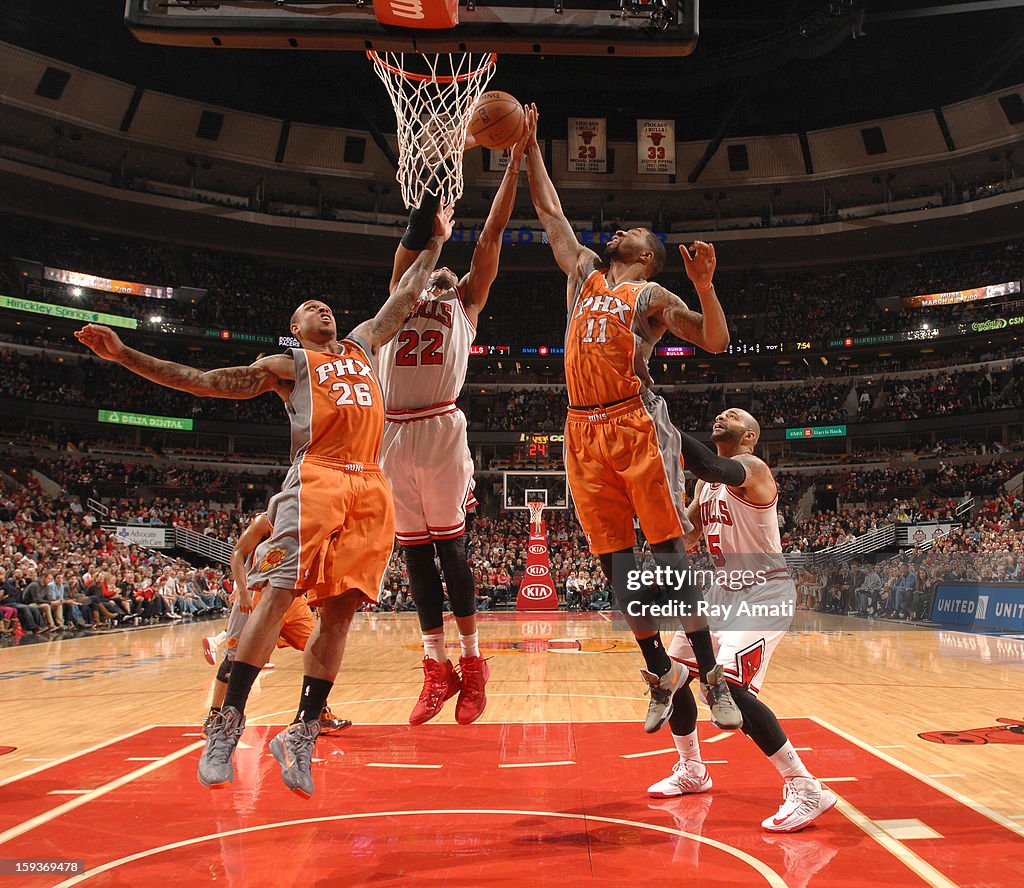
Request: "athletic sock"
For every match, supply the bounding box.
[685,629,718,678]
[222,661,261,714]
[294,675,334,724]
[768,741,813,780]
[460,631,480,659]
[673,729,702,764]
[636,633,672,677]
[422,632,447,663]
[212,630,228,646]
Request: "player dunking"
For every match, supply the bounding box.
[647,409,836,832]
[75,204,451,798]
[200,512,350,739]
[523,105,741,732]
[380,115,534,726]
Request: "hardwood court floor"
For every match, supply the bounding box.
[2,611,1024,886]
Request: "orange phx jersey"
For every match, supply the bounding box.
[288,341,385,464]
[565,270,658,408]
[563,270,690,555]
[248,337,395,603]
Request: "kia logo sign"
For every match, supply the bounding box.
[528,544,546,555]
[526,565,549,577]
[521,584,552,600]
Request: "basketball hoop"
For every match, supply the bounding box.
[527,500,546,535]
[367,51,496,209]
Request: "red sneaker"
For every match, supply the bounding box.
[409,658,460,726]
[455,655,490,725]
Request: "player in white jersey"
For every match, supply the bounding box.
[379,112,536,727]
[645,408,837,833]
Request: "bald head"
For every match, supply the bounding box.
[710,407,760,452]
[733,408,761,446]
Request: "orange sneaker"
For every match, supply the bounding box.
[455,655,490,725]
[409,658,460,726]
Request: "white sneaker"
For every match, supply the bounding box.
[762,777,837,833]
[202,636,219,665]
[647,760,713,798]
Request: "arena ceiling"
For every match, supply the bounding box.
[0,1,1022,144]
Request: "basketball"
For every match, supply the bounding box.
[468,91,525,150]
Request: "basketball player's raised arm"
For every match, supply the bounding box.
[647,242,729,354]
[458,107,536,322]
[522,105,600,292]
[351,204,454,352]
[230,512,271,613]
[74,325,294,400]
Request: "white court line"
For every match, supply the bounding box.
[702,732,734,744]
[0,741,203,847]
[812,716,1024,840]
[52,809,787,888]
[621,748,676,759]
[0,724,156,789]
[833,795,958,888]
[499,760,576,769]
[366,763,442,770]
[793,747,813,752]
[47,790,92,796]
[819,777,858,782]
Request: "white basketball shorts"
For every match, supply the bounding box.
[382,408,477,545]
[667,578,796,696]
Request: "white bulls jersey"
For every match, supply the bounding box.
[378,288,475,415]
[696,475,790,587]
[379,287,478,544]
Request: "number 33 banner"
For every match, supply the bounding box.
[637,119,675,175]
[568,118,607,173]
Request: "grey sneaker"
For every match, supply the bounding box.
[640,661,684,733]
[270,720,321,798]
[197,705,245,788]
[702,665,743,730]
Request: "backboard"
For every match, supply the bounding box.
[125,1,698,57]
[503,471,570,511]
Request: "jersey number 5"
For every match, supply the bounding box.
[396,330,444,366]
[707,534,726,568]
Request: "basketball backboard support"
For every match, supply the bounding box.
[125,1,698,57]
[503,471,569,511]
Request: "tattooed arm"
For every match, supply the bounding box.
[349,204,454,353]
[74,324,294,400]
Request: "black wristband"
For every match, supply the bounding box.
[401,191,442,251]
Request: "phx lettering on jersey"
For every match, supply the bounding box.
[573,293,632,322]
[315,357,374,384]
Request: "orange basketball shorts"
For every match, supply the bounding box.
[224,588,317,659]
[248,456,395,606]
[565,393,691,555]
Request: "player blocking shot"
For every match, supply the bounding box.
[76,204,453,798]
[647,409,836,832]
[523,104,741,733]
[379,108,535,726]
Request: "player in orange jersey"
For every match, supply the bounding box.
[76,204,452,798]
[523,105,741,734]
[200,512,350,740]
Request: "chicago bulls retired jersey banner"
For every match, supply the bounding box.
[568,118,607,173]
[637,119,676,175]
[517,522,559,611]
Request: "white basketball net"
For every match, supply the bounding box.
[528,500,546,534]
[368,51,497,209]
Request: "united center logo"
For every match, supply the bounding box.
[521,584,552,600]
[258,546,287,572]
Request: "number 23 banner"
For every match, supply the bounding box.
[637,119,675,175]
[568,118,607,173]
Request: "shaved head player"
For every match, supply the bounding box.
[647,409,836,832]
[523,104,741,733]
